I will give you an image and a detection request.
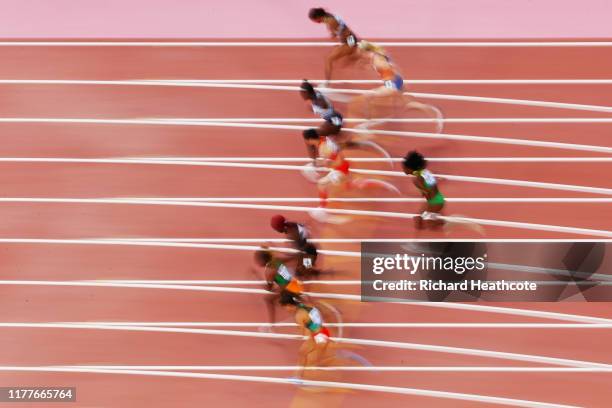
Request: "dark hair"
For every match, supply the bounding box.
[403,150,427,171]
[300,79,316,98]
[254,249,272,266]
[302,243,318,258]
[308,8,327,20]
[279,291,300,306]
[302,128,319,140]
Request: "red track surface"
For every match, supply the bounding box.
[0,43,610,407]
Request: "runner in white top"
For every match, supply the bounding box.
[308,7,360,85]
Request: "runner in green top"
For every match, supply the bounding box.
[280,292,331,379]
[252,248,304,332]
[402,150,446,230]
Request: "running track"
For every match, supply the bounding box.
[0,41,610,407]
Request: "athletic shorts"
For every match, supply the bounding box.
[384,74,404,91]
[312,327,331,344]
[318,169,347,186]
[427,191,446,206]
[324,112,343,128]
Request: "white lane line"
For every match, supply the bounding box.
[4,77,612,113]
[0,367,579,408]
[62,321,612,329]
[1,40,611,46]
[7,78,612,98]
[5,79,612,86]
[149,79,612,85]
[2,158,611,195]
[2,117,611,154]
[0,238,357,257]
[63,365,612,372]
[140,119,612,154]
[1,280,610,324]
[1,322,608,369]
[156,117,612,124]
[133,80,612,114]
[119,197,612,203]
[1,198,611,237]
[140,77,612,113]
[99,238,612,243]
[0,196,611,205]
[129,157,612,163]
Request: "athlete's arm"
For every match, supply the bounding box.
[327,150,345,170]
[413,176,431,199]
[324,18,338,38]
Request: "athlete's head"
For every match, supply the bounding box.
[358,40,385,57]
[270,214,287,233]
[300,79,316,100]
[403,150,427,174]
[302,128,320,146]
[279,291,300,310]
[308,7,327,22]
[254,249,272,267]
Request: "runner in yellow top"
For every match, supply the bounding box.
[402,150,446,230]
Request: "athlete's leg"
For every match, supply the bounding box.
[296,338,316,378]
[317,121,342,137]
[264,292,279,326]
[325,44,356,82]
[404,94,445,133]
[422,202,445,229]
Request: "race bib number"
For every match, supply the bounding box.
[346,35,356,47]
[422,169,437,186]
[331,116,342,126]
[384,80,394,89]
[278,264,292,280]
[302,257,313,268]
[309,308,322,325]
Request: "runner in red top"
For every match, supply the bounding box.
[302,128,400,222]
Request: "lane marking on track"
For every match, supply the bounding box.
[3,77,612,114]
[0,280,610,324]
[49,79,612,114]
[1,158,610,195]
[140,156,612,163]
[11,78,604,114]
[122,197,612,203]
[0,322,609,368]
[1,118,611,154]
[0,198,609,237]
[143,117,612,124]
[149,79,612,85]
[61,365,612,372]
[57,322,612,329]
[122,119,612,154]
[129,157,612,163]
[143,80,612,113]
[0,367,580,408]
[0,40,611,46]
[5,79,612,86]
